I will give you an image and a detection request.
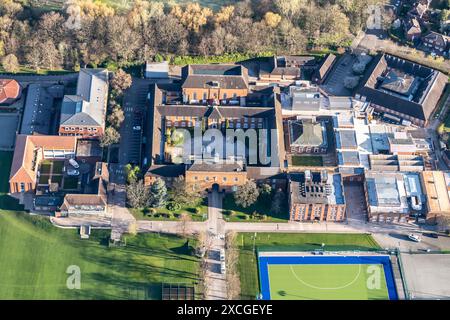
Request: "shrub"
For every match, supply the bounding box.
[195,207,202,214]
[166,202,181,212]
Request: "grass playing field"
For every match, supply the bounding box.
[0,212,201,299]
[268,264,389,300]
[0,151,201,300]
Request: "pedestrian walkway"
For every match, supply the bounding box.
[203,191,227,300]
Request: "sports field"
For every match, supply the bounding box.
[0,151,200,300]
[259,255,397,300]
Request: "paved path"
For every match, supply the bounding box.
[203,191,227,300]
[109,185,136,240]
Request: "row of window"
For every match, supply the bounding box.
[190,92,239,101]
[193,176,240,182]
[63,127,98,132]
[167,121,263,129]
[168,116,263,123]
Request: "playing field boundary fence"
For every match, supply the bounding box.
[395,249,411,300]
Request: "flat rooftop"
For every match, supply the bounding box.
[290,171,345,205]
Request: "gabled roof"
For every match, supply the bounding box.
[145,164,186,178]
[156,105,274,119]
[0,79,21,104]
[313,54,336,82]
[60,68,108,128]
[60,194,107,210]
[405,18,421,34]
[422,31,449,46]
[181,64,248,90]
[9,135,77,183]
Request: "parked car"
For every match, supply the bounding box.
[408,234,421,242]
[423,232,438,239]
[67,169,80,176]
[69,158,79,169]
[133,125,141,131]
[220,249,225,261]
[220,262,226,274]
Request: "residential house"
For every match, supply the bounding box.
[408,0,431,20]
[404,18,422,42]
[58,68,109,138]
[422,31,449,54]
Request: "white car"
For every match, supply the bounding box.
[220,262,226,274]
[69,158,79,169]
[67,169,80,176]
[408,234,421,242]
[133,126,141,131]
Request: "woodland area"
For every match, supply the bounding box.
[0,0,383,72]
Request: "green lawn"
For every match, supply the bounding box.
[38,174,51,185]
[268,263,388,300]
[52,161,64,174]
[63,176,79,190]
[0,150,201,299]
[131,198,208,222]
[291,156,324,167]
[235,233,381,299]
[0,212,201,299]
[39,162,52,174]
[222,194,289,223]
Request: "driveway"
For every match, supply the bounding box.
[119,78,154,166]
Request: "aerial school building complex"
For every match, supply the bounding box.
[143,51,450,224]
[7,50,450,225]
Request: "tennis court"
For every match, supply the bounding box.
[258,254,398,300]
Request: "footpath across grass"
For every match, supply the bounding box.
[0,212,201,299]
[235,233,381,299]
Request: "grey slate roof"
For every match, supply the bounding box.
[181,64,248,90]
[357,53,447,122]
[60,68,108,128]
